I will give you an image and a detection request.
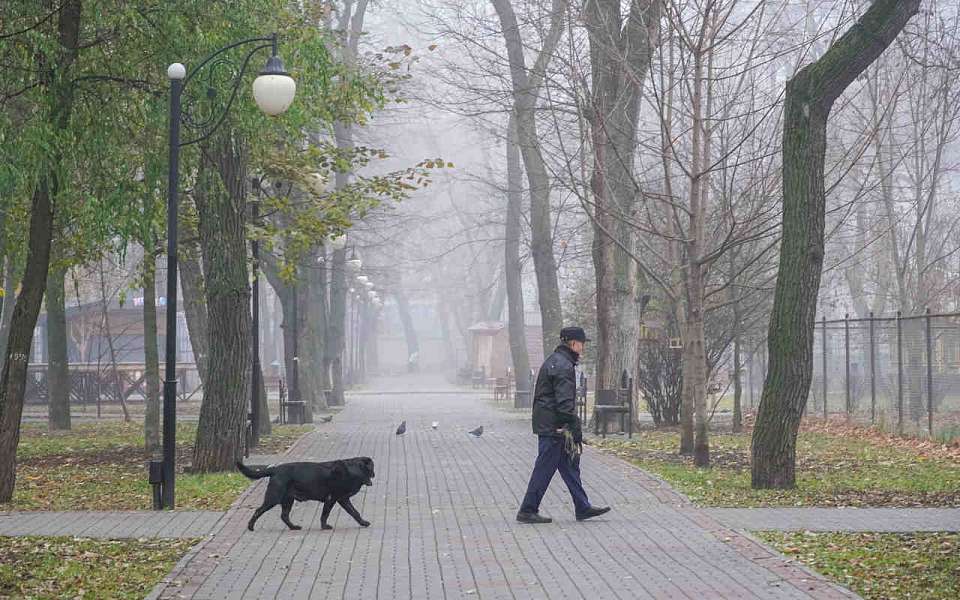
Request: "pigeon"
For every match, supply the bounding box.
[396,421,407,435]
[319,415,333,423]
[468,425,483,437]
[431,421,439,429]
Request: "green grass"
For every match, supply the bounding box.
[4,421,311,511]
[0,536,197,599]
[759,531,960,600]
[594,429,960,507]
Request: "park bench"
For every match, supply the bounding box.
[513,369,535,409]
[278,378,305,424]
[594,371,633,438]
[576,371,588,424]
[493,377,510,402]
[471,367,486,389]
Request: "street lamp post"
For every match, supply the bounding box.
[160,34,295,509]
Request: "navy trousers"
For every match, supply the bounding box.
[519,435,590,515]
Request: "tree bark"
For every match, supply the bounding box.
[0,0,81,502]
[752,0,920,489]
[46,264,71,430]
[178,203,210,388]
[143,252,161,453]
[0,256,19,361]
[505,113,531,391]
[192,134,252,472]
[584,0,661,402]
[98,261,131,422]
[301,249,327,411]
[394,288,420,360]
[491,0,566,356]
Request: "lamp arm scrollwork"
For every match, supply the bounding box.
[177,34,278,147]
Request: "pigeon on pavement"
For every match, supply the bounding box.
[431,421,439,429]
[396,421,407,435]
[468,425,483,437]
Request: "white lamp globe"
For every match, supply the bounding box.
[356,275,369,284]
[346,257,362,272]
[252,56,296,116]
[363,281,374,289]
[167,63,186,80]
[329,235,347,251]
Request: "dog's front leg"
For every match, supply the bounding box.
[320,498,336,530]
[337,498,370,527]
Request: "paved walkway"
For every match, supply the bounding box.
[146,374,857,600]
[705,508,960,532]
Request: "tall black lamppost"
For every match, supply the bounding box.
[160,34,296,509]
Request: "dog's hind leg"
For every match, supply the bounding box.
[337,498,370,527]
[248,501,276,531]
[320,498,336,530]
[280,499,301,530]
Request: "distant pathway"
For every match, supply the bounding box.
[144,373,858,599]
[705,507,960,532]
[0,510,224,539]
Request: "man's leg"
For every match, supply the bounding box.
[519,436,562,514]
[557,453,591,515]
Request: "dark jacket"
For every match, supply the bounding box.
[531,345,582,442]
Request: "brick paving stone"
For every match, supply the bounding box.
[147,374,859,599]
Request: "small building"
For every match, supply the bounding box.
[467,320,544,381]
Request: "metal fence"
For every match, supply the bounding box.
[792,311,960,441]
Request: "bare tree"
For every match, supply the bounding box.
[752,0,920,489]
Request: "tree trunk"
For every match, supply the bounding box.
[491,0,566,356]
[0,256,19,360]
[98,261,131,422]
[394,288,420,361]
[143,252,161,453]
[192,134,252,472]
[752,0,920,489]
[178,205,209,388]
[301,250,327,411]
[584,0,660,405]
[46,264,71,430]
[505,113,532,391]
[0,0,81,502]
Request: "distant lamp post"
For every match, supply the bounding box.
[159,33,295,510]
[346,250,362,273]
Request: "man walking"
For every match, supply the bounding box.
[517,327,611,524]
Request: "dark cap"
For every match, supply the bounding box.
[560,326,590,343]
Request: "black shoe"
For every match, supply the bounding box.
[576,506,611,521]
[516,511,552,524]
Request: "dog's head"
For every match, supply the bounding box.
[356,457,375,486]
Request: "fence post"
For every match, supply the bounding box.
[844,314,851,422]
[822,315,828,420]
[869,311,876,424]
[897,310,904,434]
[926,308,934,438]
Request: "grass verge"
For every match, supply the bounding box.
[0,535,197,599]
[592,425,960,507]
[4,421,312,511]
[759,531,960,600]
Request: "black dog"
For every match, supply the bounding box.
[237,457,375,532]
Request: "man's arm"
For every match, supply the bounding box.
[553,365,582,441]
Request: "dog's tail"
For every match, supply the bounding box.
[236,461,273,480]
